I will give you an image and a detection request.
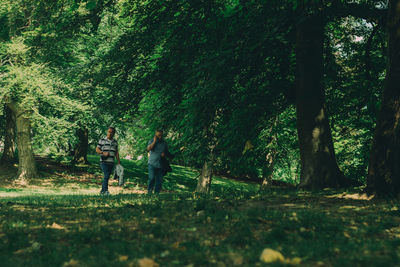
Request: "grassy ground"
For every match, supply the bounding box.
[0,156,399,266]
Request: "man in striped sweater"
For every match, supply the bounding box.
[96,127,121,195]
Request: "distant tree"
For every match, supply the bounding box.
[0,105,16,166]
[0,0,93,180]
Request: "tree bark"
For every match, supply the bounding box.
[7,102,38,180]
[195,153,214,193]
[295,15,345,189]
[260,148,276,190]
[0,105,16,166]
[260,118,278,190]
[367,0,400,197]
[73,128,89,164]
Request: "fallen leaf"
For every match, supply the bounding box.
[13,249,26,255]
[171,241,180,249]
[260,248,285,263]
[203,240,212,246]
[228,252,244,266]
[49,222,65,230]
[285,257,302,265]
[138,257,159,267]
[119,255,129,261]
[62,259,80,267]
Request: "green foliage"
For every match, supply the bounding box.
[114,1,295,181]
[0,37,91,155]
[325,16,385,183]
[0,0,389,186]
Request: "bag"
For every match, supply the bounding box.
[113,164,124,186]
[161,157,172,176]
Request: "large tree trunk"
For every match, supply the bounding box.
[7,102,38,181]
[0,105,16,166]
[73,128,89,164]
[295,15,345,189]
[195,153,214,193]
[367,0,400,197]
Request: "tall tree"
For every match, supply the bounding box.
[73,128,89,164]
[0,105,16,166]
[295,10,345,188]
[293,0,386,188]
[6,101,38,180]
[367,0,400,196]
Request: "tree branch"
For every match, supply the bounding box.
[328,2,387,22]
[365,22,382,82]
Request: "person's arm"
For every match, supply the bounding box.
[116,151,121,164]
[147,136,158,151]
[96,142,109,156]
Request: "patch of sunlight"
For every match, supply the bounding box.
[176,184,186,189]
[325,193,373,200]
[281,203,307,208]
[281,203,296,207]
[338,205,359,209]
[385,227,400,239]
[212,179,228,185]
[316,108,325,121]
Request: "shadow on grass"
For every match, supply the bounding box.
[0,191,398,267]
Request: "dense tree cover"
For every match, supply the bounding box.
[0,0,116,177]
[0,0,398,196]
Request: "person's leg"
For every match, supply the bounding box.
[100,163,107,193]
[154,168,163,194]
[147,164,156,194]
[101,163,113,193]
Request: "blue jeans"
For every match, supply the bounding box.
[148,164,163,194]
[100,163,114,192]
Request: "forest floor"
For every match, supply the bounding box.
[0,155,399,267]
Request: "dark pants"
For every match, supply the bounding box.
[100,162,114,192]
[148,164,163,194]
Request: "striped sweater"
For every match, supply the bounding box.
[97,137,118,164]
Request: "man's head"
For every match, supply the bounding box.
[107,127,116,139]
[155,129,163,140]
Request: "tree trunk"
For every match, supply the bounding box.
[73,128,89,164]
[7,102,38,180]
[295,15,345,189]
[0,105,16,166]
[195,153,214,193]
[367,0,400,197]
[260,118,278,190]
[260,149,276,190]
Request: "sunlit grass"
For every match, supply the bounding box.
[0,155,399,266]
